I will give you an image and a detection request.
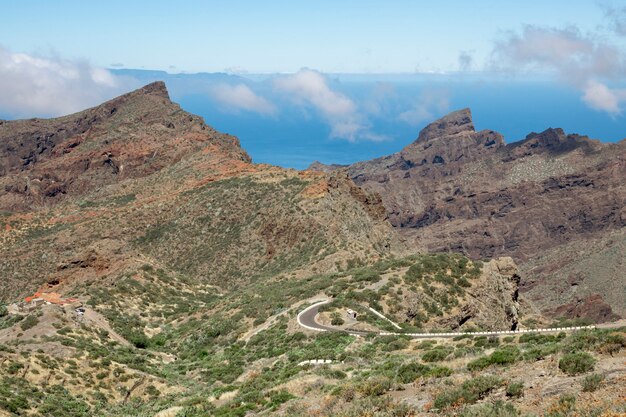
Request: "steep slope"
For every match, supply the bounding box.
[0,82,401,303]
[0,81,250,211]
[312,109,626,320]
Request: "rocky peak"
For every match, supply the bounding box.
[132,81,170,100]
[307,161,348,173]
[398,108,503,167]
[503,127,601,162]
[0,82,250,210]
[417,108,475,142]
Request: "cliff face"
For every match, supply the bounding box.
[318,109,626,321]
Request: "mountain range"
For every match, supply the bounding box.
[0,83,624,417]
[310,108,626,322]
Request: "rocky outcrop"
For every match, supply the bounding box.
[439,257,521,331]
[327,109,626,322]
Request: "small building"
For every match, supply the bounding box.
[29,298,46,308]
[346,309,358,319]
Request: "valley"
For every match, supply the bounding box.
[0,83,624,417]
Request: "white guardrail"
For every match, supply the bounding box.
[379,325,596,338]
[297,299,597,338]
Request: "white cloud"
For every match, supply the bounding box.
[210,83,276,115]
[0,46,133,117]
[398,89,450,126]
[274,69,386,142]
[491,25,626,115]
[274,69,356,117]
[582,79,626,114]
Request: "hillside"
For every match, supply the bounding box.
[0,83,403,303]
[0,84,624,417]
[311,109,626,321]
[0,81,250,211]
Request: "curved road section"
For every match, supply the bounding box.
[297,299,608,339]
[297,300,333,332]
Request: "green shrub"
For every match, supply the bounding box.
[330,312,344,326]
[6,361,24,375]
[433,375,502,409]
[506,381,524,398]
[422,347,451,362]
[397,362,430,383]
[490,346,520,365]
[546,394,576,417]
[0,305,7,317]
[352,268,380,283]
[581,373,604,392]
[467,356,491,372]
[426,366,453,378]
[467,346,520,371]
[358,377,392,396]
[558,352,595,375]
[20,315,38,331]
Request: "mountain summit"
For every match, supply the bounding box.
[0,82,250,210]
[416,107,475,142]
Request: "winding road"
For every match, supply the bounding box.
[296,299,625,339]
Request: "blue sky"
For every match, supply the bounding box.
[0,1,616,73]
[1,1,625,168]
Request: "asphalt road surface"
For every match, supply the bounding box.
[296,299,626,339]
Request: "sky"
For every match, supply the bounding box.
[1,1,625,168]
[0,1,617,73]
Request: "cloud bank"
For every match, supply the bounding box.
[210,83,276,115]
[492,25,626,114]
[274,69,385,141]
[0,46,132,117]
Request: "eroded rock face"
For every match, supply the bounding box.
[439,257,521,331]
[396,256,522,331]
[318,109,626,322]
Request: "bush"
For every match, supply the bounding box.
[467,346,520,371]
[397,362,430,383]
[558,352,595,376]
[581,373,604,392]
[433,375,502,409]
[358,377,392,396]
[422,347,451,362]
[546,394,576,417]
[467,356,491,372]
[330,312,344,326]
[19,315,38,331]
[490,346,520,365]
[0,305,7,317]
[506,382,524,398]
